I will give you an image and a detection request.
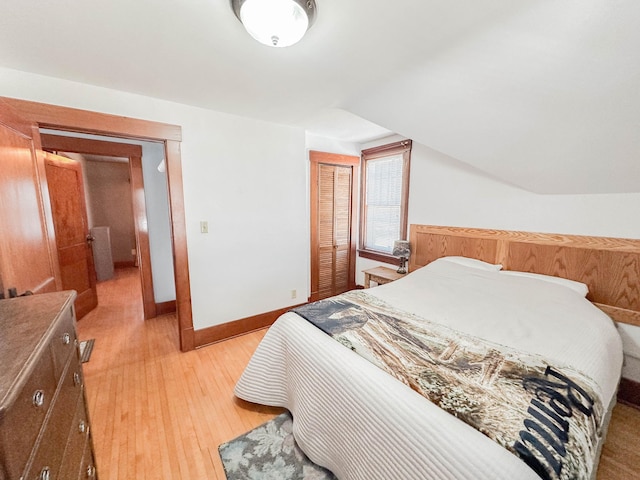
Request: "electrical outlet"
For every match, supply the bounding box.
[200,221,208,234]
[291,289,297,299]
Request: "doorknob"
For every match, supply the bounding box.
[86,234,95,245]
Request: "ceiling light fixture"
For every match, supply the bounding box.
[231,0,317,48]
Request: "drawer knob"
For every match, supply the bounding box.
[39,466,51,480]
[73,372,82,386]
[62,332,71,345]
[79,420,87,434]
[33,390,45,407]
[86,464,96,478]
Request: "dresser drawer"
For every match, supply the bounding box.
[0,353,56,479]
[58,394,90,480]
[49,308,77,381]
[22,360,83,480]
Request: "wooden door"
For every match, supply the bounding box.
[310,151,359,301]
[0,103,59,297]
[45,153,98,318]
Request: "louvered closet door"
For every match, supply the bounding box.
[317,163,353,299]
[310,151,359,302]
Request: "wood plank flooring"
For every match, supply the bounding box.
[77,268,282,480]
[77,267,640,480]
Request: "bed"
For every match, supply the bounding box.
[235,225,640,480]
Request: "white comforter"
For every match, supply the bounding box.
[235,260,624,480]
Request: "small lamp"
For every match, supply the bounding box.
[392,240,411,274]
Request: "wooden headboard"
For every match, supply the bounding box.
[409,225,640,327]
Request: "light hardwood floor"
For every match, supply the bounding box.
[77,268,640,480]
[77,268,282,480]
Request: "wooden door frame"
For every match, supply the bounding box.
[0,96,195,351]
[309,150,359,302]
[40,134,158,321]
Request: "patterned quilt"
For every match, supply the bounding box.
[292,290,604,480]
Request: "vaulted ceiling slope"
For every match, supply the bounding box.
[1,1,638,194]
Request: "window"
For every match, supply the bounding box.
[359,140,412,262]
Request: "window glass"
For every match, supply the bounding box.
[359,140,412,260]
[364,154,403,253]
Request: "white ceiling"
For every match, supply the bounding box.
[1,0,638,194]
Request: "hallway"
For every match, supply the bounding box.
[77,268,280,480]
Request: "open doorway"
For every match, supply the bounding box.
[40,132,176,321]
[1,96,195,351]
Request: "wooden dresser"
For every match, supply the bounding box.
[0,291,97,480]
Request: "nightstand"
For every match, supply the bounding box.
[363,266,406,288]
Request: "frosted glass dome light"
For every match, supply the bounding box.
[232,0,317,48]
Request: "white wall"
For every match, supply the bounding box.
[305,133,362,158]
[85,160,136,264]
[187,114,307,327]
[138,141,175,303]
[1,67,308,329]
[408,143,640,238]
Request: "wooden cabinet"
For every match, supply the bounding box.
[0,291,97,480]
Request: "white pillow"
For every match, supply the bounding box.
[499,270,589,297]
[434,256,503,271]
